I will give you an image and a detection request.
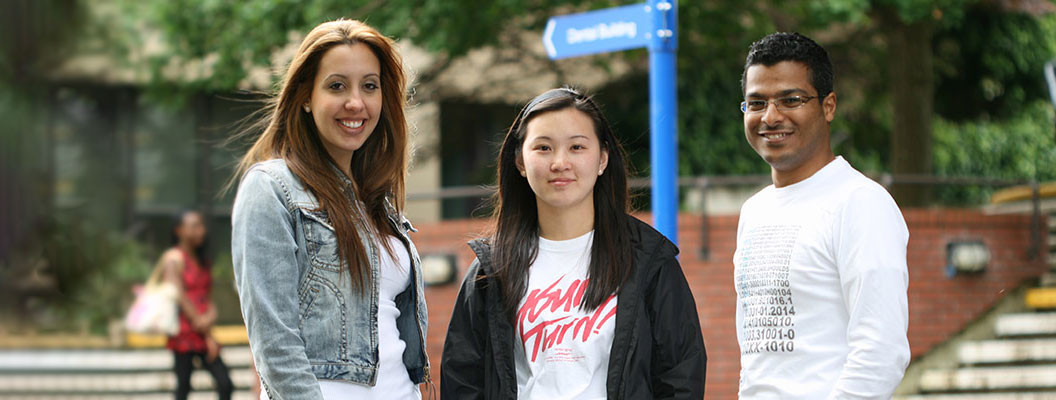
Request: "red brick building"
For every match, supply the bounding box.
[415,210,1048,399]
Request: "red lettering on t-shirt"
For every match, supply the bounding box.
[518,274,618,362]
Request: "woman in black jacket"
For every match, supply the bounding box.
[441,88,706,399]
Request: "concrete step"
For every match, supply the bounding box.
[995,313,1056,337]
[0,368,256,394]
[0,347,257,396]
[958,338,1056,364]
[897,393,1056,400]
[0,347,252,373]
[1025,288,1056,310]
[919,365,1056,392]
[0,326,250,350]
[0,391,256,400]
[1041,272,1056,287]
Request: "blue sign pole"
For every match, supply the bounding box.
[648,0,679,244]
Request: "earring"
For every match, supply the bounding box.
[598,169,604,176]
[303,104,311,113]
[520,170,526,177]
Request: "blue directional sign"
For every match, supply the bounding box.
[543,1,681,245]
[543,3,652,60]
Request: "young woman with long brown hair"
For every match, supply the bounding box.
[441,88,706,399]
[231,19,429,399]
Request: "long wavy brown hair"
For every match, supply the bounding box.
[234,19,408,293]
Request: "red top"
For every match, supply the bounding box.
[167,249,212,353]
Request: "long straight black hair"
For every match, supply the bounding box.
[490,88,633,321]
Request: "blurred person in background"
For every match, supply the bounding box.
[162,209,234,400]
[230,19,429,399]
[441,88,706,399]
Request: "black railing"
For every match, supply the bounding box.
[404,174,1047,261]
[130,174,1047,261]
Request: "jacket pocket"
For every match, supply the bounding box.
[298,208,343,273]
[297,273,347,362]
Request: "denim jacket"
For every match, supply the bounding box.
[231,159,430,400]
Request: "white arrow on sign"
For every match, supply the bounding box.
[543,19,557,59]
[541,3,652,60]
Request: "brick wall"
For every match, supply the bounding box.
[415,209,1048,399]
[902,209,1047,357]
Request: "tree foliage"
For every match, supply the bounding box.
[1,0,87,88]
[85,0,1056,181]
[934,4,1056,121]
[122,0,620,93]
[933,100,1056,204]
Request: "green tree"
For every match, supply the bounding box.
[933,4,1056,122]
[55,0,1056,192]
[122,0,616,96]
[933,100,1056,204]
[793,0,1055,204]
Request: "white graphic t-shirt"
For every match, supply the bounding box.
[514,230,617,400]
[734,156,910,399]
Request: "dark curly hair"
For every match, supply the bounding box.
[742,32,834,101]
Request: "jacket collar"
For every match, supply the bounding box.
[327,161,408,231]
[328,161,357,197]
[467,238,494,273]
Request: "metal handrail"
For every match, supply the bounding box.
[406,173,1034,201]
[401,173,1044,261]
[130,173,1044,261]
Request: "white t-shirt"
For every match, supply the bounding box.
[306,236,420,399]
[514,231,617,400]
[734,156,910,399]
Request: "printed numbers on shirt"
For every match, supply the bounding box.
[744,328,796,341]
[744,340,795,354]
[745,305,796,317]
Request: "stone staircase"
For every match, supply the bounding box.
[897,211,1056,399]
[0,346,258,399]
[0,327,258,400]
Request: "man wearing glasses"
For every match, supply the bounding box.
[734,32,910,399]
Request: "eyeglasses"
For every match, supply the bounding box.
[740,96,818,113]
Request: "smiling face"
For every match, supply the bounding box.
[743,61,837,186]
[309,43,383,169]
[519,107,609,216]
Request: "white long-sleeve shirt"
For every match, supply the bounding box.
[734,156,910,399]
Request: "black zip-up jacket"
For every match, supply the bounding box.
[440,216,706,399]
